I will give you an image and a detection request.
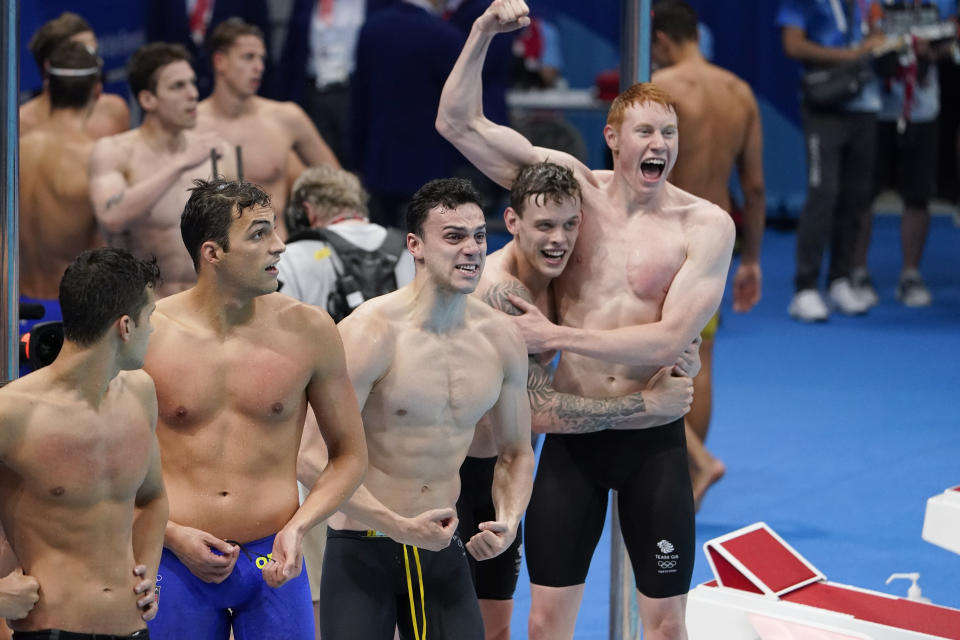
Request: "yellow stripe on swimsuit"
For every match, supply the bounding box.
[403,544,427,640]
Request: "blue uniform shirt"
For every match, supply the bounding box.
[777,0,882,112]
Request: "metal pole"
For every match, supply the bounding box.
[611,4,652,638]
[620,0,652,91]
[1,0,19,381]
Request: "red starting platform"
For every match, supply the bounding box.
[686,522,960,640]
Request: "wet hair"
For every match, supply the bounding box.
[406,178,482,238]
[208,18,265,55]
[126,42,192,102]
[509,162,582,217]
[47,41,102,110]
[28,12,92,72]
[59,248,161,347]
[606,82,678,132]
[181,179,272,271]
[653,0,700,44]
[289,166,369,227]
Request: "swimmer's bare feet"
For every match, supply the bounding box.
[691,455,725,512]
[685,423,725,511]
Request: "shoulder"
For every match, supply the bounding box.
[117,370,158,416]
[151,292,195,337]
[263,98,309,124]
[651,66,689,92]
[91,130,135,165]
[722,68,759,108]
[336,295,400,364]
[0,379,45,451]
[93,94,132,129]
[669,184,735,231]
[342,292,400,331]
[0,380,37,420]
[97,92,130,112]
[264,292,338,336]
[121,368,157,394]
[19,99,41,132]
[17,128,45,155]
[588,169,615,192]
[469,297,525,352]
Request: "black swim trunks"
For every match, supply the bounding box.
[319,528,483,640]
[524,418,695,598]
[456,455,523,600]
[13,630,149,640]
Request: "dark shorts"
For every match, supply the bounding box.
[13,631,149,640]
[874,119,939,208]
[456,456,523,600]
[147,534,313,640]
[524,418,695,598]
[319,528,483,640]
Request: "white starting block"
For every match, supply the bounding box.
[686,523,960,640]
[922,486,960,556]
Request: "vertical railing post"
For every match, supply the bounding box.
[0,0,20,382]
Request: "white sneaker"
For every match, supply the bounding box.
[789,289,829,322]
[896,269,932,307]
[851,267,879,308]
[828,278,869,315]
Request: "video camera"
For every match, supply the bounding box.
[18,303,63,372]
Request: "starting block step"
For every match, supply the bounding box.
[687,522,960,640]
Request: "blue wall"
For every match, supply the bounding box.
[21,0,809,212]
[20,0,145,101]
[536,0,808,214]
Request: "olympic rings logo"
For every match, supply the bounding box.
[658,560,677,569]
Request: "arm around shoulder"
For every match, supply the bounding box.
[543,208,734,366]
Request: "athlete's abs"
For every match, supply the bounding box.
[11,533,146,635]
[334,325,503,529]
[150,324,312,541]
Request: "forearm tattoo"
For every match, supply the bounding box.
[105,192,125,210]
[527,358,647,434]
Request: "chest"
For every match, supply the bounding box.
[213,117,291,185]
[150,332,311,429]
[564,211,686,304]
[375,331,503,429]
[14,406,151,505]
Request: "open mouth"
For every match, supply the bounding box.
[541,249,566,265]
[265,265,279,275]
[640,158,666,181]
[456,264,479,276]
